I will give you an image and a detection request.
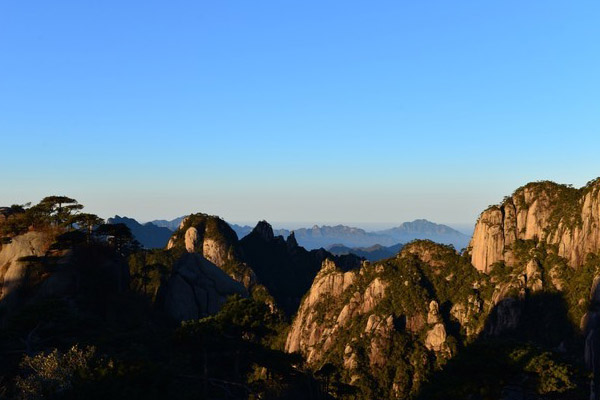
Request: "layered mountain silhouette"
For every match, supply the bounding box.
[107,215,172,249]
[327,242,404,261]
[2,178,600,398]
[130,216,470,252]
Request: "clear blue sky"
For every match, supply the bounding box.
[1,1,599,229]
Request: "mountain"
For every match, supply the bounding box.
[0,200,311,399]
[327,242,404,262]
[148,216,185,231]
[139,218,470,251]
[229,223,254,239]
[254,220,470,251]
[4,180,600,398]
[239,222,361,315]
[285,179,600,398]
[375,219,471,250]
[107,215,172,249]
[470,179,600,272]
[164,214,360,316]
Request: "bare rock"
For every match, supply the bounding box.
[164,253,247,321]
[427,300,441,324]
[425,323,447,352]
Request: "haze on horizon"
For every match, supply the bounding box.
[1,1,599,226]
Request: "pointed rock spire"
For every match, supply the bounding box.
[286,231,298,249]
[252,220,274,241]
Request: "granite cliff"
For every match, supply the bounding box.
[470,179,600,273]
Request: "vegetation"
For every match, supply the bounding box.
[0,198,338,399]
[2,185,600,399]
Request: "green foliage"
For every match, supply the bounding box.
[128,249,177,303]
[176,295,324,399]
[95,223,137,256]
[16,345,99,399]
[417,341,584,399]
[522,351,576,394]
[0,197,103,244]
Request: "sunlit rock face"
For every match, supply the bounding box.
[0,232,51,301]
[165,213,256,288]
[470,180,600,273]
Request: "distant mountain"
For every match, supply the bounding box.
[278,225,393,249]
[229,224,254,239]
[141,217,470,251]
[327,243,404,262]
[107,216,172,249]
[263,220,470,250]
[148,216,185,231]
[375,219,470,250]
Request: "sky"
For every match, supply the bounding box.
[1,1,599,229]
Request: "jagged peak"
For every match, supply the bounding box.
[286,231,298,248]
[319,258,341,274]
[252,220,274,241]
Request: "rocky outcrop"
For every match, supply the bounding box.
[167,215,240,268]
[0,232,52,302]
[427,300,441,324]
[401,240,458,268]
[164,253,247,322]
[425,323,447,352]
[285,259,362,360]
[364,314,395,367]
[450,295,484,337]
[285,258,391,363]
[470,179,600,272]
[525,258,543,292]
[166,213,257,289]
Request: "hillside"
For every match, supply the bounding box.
[0,199,332,399]
[2,179,600,399]
[284,179,600,399]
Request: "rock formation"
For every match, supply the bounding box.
[284,241,479,396]
[470,179,600,272]
[163,253,247,321]
[166,213,257,288]
[0,232,52,304]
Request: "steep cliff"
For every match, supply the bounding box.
[285,241,487,397]
[470,179,600,273]
[0,231,54,308]
[166,213,257,288]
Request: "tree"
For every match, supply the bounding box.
[69,213,104,241]
[95,223,135,255]
[36,196,83,226]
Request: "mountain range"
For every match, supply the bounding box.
[126,216,470,252]
[1,177,600,398]
[326,243,404,262]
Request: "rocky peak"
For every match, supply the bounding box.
[252,220,274,242]
[286,231,298,249]
[470,178,600,272]
[427,300,441,324]
[164,213,258,291]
